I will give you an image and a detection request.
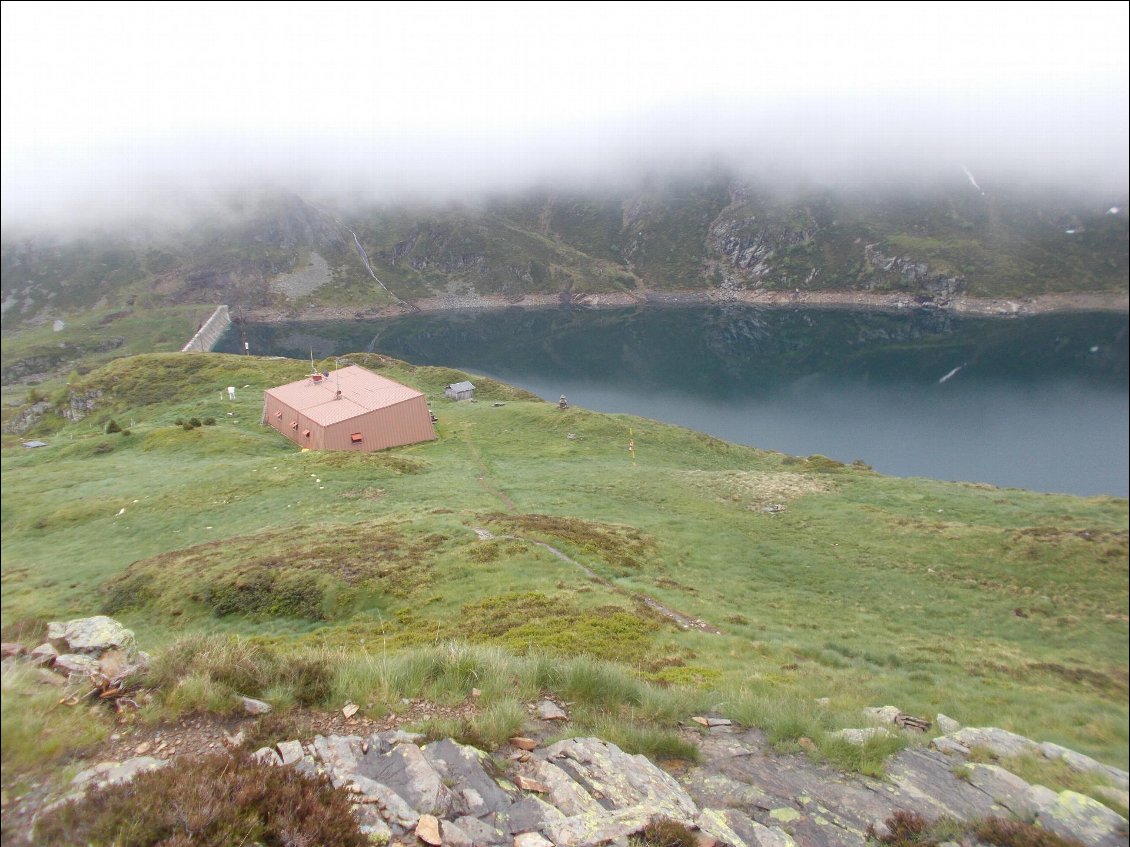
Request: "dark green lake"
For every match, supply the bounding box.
[219,306,1129,497]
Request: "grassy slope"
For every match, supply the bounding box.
[1,353,1126,770]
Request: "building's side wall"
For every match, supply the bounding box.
[323,395,436,452]
[263,391,326,450]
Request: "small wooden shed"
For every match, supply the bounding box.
[262,365,436,452]
[444,380,475,401]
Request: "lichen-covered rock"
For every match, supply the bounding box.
[518,758,603,817]
[544,737,698,820]
[935,714,961,734]
[945,727,1038,758]
[863,706,902,725]
[543,806,664,847]
[1033,790,1129,847]
[47,616,135,656]
[697,807,752,847]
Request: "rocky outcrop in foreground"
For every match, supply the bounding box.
[50,722,1127,847]
[8,619,1128,846]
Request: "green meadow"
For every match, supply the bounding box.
[2,352,1126,783]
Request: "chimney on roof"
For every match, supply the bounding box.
[335,389,342,399]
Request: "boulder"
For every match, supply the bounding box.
[945,727,1038,758]
[864,705,903,725]
[536,700,568,721]
[53,654,99,676]
[514,834,553,847]
[416,814,442,846]
[441,819,475,847]
[238,696,272,716]
[314,734,366,782]
[935,714,961,734]
[251,747,283,767]
[514,775,550,793]
[277,740,305,767]
[47,616,135,656]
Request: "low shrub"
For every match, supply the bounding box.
[32,751,368,846]
[632,819,698,847]
[869,812,1087,847]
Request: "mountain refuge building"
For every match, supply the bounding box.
[262,365,436,452]
[444,380,475,401]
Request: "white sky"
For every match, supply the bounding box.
[2,1,1127,224]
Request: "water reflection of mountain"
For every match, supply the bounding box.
[225,307,1128,397]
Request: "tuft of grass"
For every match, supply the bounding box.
[566,707,699,762]
[32,751,368,847]
[144,635,335,715]
[816,732,908,778]
[0,664,110,774]
[418,700,526,751]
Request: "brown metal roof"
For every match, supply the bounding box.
[265,365,425,426]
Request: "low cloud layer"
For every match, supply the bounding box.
[3,2,1127,229]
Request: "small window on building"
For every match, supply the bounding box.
[303,429,311,438]
[291,421,299,430]
[274,411,282,420]
[350,432,363,443]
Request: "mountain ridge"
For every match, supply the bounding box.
[3,173,1127,331]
